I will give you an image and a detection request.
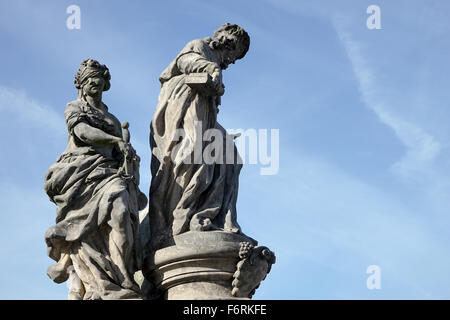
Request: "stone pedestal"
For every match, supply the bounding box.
[142,231,275,300]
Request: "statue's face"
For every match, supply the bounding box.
[216,33,243,69]
[82,76,105,97]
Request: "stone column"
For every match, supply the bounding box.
[141,230,275,300]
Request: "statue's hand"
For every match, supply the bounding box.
[211,70,225,96]
[117,140,127,154]
[126,143,138,159]
[117,140,133,158]
[116,140,133,177]
[127,144,137,159]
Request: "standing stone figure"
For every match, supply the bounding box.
[44,59,147,299]
[148,23,250,250]
[144,24,275,300]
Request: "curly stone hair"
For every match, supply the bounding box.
[74,58,111,91]
[211,23,250,60]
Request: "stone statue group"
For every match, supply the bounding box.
[44,23,275,300]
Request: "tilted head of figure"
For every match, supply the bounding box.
[74,59,111,98]
[209,23,250,69]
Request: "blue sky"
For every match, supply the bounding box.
[1,0,449,299]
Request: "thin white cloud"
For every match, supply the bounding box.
[242,147,450,298]
[333,20,441,179]
[0,86,65,134]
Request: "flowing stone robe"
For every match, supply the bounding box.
[44,100,142,299]
[149,38,243,249]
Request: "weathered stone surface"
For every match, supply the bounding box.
[43,25,276,301]
[146,23,251,252]
[44,58,147,300]
[143,24,276,299]
[144,231,257,299]
[142,231,275,299]
[232,242,276,298]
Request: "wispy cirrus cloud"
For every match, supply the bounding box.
[333,20,442,179]
[0,86,65,134]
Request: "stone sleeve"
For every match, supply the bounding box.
[176,52,220,76]
[64,102,88,135]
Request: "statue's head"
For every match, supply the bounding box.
[210,23,250,69]
[74,59,111,98]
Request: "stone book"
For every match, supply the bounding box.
[185,72,216,96]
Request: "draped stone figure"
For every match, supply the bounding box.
[44,59,147,300]
[148,23,251,250]
[144,24,275,300]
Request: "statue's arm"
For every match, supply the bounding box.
[177,52,220,76]
[73,122,122,146]
[177,52,224,96]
